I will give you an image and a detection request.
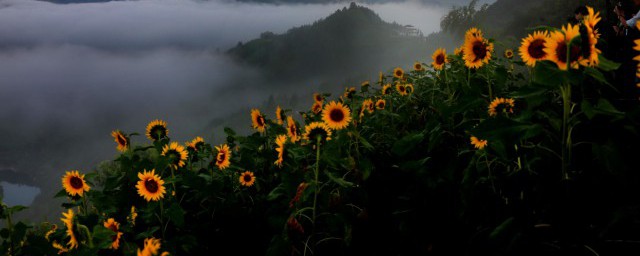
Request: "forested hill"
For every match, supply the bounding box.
[227,3,449,82]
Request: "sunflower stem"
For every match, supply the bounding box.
[78,224,94,248]
[312,136,321,230]
[170,168,177,197]
[560,83,571,180]
[81,195,88,215]
[467,67,471,87]
[6,207,15,254]
[485,154,496,194]
[159,200,166,240]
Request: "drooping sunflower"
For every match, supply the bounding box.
[111,130,129,152]
[393,67,404,79]
[145,119,168,142]
[405,84,414,95]
[311,101,323,114]
[580,6,601,67]
[504,49,514,59]
[375,99,386,110]
[343,87,356,99]
[519,31,549,67]
[185,136,205,152]
[135,169,166,202]
[413,62,424,71]
[544,24,582,70]
[62,170,90,197]
[161,142,188,169]
[363,99,374,114]
[432,48,448,70]
[214,144,231,170]
[463,28,494,69]
[45,224,57,241]
[251,109,266,133]
[488,97,515,117]
[361,81,370,88]
[303,122,332,142]
[382,84,392,95]
[239,171,256,187]
[396,83,408,96]
[286,116,300,143]
[276,105,285,125]
[103,218,123,250]
[470,136,488,149]
[274,135,287,168]
[313,93,324,103]
[137,237,162,256]
[322,101,352,130]
[61,209,79,249]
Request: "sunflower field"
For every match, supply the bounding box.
[2,6,640,255]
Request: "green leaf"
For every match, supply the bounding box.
[490,217,515,240]
[11,222,30,242]
[0,228,9,239]
[324,170,354,188]
[135,226,160,240]
[391,132,424,156]
[91,225,115,249]
[54,189,68,198]
[358,158,373,181]
[6,205,27,215]
[267,183,286,201]
[167,203,185,227]
[224,127,236,136]
[598,55,621,72]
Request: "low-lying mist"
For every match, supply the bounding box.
[0,0,451,219]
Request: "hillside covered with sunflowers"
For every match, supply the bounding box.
[2,5,640,256]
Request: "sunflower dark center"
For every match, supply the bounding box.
[257,116,264,127]
[377,102,385,108]
[436,54,445,65]
[395,70,402,77]
[217,152,226,164]
[556,42,581,63]
[116,135,126,146]
[528,39,546,59]
[168,151,180,164]
[415,64,422,69]
[406,86,413,93]
[69,176,83,189]
[399,86,406,92]
[289,126,297,136]
[144,179,159,193]
[472,41,487,60]
[243,174,252,182]
[329,109,344,122]
[383,87,390,94]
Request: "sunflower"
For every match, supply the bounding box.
[544,24,582,70]
[413,62,424,71]
[103,218,123,250]
[375,99,386,110]
[405,84,414,95]
[128,206,138,226]
[313,93,323,103]
[61,209,79,249]
[519,31,549,67]
[62,170,90,197]
[145,119,168,142]
[393,67,404,79]
[276,105,285,125]
[303,122,332,142]
[286,116,300,143]
[52,241,69,254]
[251,109,266,133]
[432,48,448,70]
[396,83,408,96]
[162,142,188,169]
[488,97,515,117]
[470,136,488,149]
[343,87,356,99]
[135,169,166,202]
[463,29,494,69]
[454,46,463,56]
[504,49,514,59]
[238,171,256,187]
[111,130,129,152]
[465,27,483,39]
[214,144,231,170]
[322,101,352,130]
[137,237,162,256]
[185,136,205,152]
[311,101,323,114]
[580,6,601,67]
[361,81,370,88]
[382,84,392,95]
[363,99,374,114]
[274,135,287,168]
[45,224,57,241]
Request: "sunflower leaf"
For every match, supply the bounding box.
[324,170,353,188]
[391,132,424,156]
[54,189,68,198]
[597,55,621,72]
[91,225,115,249]
[167,203,185,227]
